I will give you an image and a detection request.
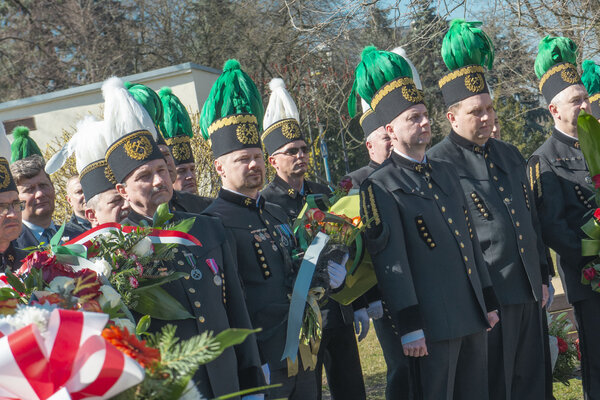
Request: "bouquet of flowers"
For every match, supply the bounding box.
[548,312,579,385]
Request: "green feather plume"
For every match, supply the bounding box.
[441,19,494,71]
[582,60,600,96]
[348,46,414,118]
[158,87,193,139]
[534,36,578,79]
[125,82,164,127]
[10,126,42,163]
[199,59,264,140]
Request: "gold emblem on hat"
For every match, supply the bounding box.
[561,66,579,84]
[172,143,191,161]
[124,135,153,160]
[0,162,11,190]
[401,83,423,103]
[465,73,485,93]
[236,123,259,145]
[281,122,301,140]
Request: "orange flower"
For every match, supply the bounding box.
[351,216,361,226]
[102,325,161,368]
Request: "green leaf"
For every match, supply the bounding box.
[214,328,261,355]
[136,315,151,335]
[50,224,66,247]
[168,217,196,234]
[134,272,189,292]
[0,287,21,300]
[153,203,174,227]
[131,287,193,320]
[578,112,600,178]
[5,271,27,294]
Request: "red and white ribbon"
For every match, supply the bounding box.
[0,309,144,399]
[65,222,202,248]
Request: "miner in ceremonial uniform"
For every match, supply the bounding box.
[65,176,92,231]
[259,78,366,400]
[10,127,83,248]
[201,60,346,400]
[0,124,27,272]
[100,76,264,399]
[582,60,600,122]
[354,46,500,400]
[528,36,600,399]
[427,19,547,400]
[126,82,212,214]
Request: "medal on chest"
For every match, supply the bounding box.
[183,250,202,281]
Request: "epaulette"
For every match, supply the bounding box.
[528,155,543,205]
[360,180,382,236]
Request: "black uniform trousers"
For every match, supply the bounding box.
[412,330,488,400]
[573,295,600,400]
[270,366,318,400]
[373,316,412,399]
[315,324,366,400]
[488,301,545,400]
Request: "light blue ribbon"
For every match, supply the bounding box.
[281,232,330,363]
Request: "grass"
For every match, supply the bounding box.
[321,322,584,399]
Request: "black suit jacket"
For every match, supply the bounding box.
[2,242,29,272]
[15,222,84,249]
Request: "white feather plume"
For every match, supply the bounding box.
[391,46,422,90]
[73,117,109,173]
[360,98,371,113]
[0,122,10,161]
[101,76,157,147]
[263,78,300,129]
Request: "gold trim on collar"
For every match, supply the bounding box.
[538,63,579,92]
[438,65,485,89]
[207,114,258,135]
[261,118,301,141]
[79,159,107,179]
[371,77,421,110]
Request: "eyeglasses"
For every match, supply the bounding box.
[0,200,25,217]
[273,146,309,157]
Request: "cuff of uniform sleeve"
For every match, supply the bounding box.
[401,329,425,345]
[238,366,266,390]
[395,305,423,336]
[483,286,500,312]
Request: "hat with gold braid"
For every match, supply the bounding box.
[582,60,600,117]
[535,36,581,104]
[10,126,42,163]
[0,123,17,193]
[348,46,422,126]
[262,78,304,155]
[439,19,494,107]
[125,82,167,146]
[158,87,195,165]
[200,59,264,159]
[358,98,382,139]
[102,77,163,183]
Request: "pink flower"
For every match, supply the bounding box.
[129,276,139,288]
[135,262,144,275]
[593,174,600,189]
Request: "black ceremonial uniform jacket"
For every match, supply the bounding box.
[528,129,598,304]
[428,132,546,306]
[203,189,298,370]
[124,209,264,398]
[68,213,91,231]
[2,242,28,272]
[360,152,498,342]
[345,160,380,189]
[169,190,213,215]
[260,175,354,328]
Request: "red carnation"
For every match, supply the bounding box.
[593,174,600,189]
[339,178,353,193]
[557,337,568,354]
[584,267,597,282]
[594,208,600,222]
[313,209,326,222]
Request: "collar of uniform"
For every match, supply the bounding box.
[272,174,304,198]
[368,160,381,169]
[390,150,431,173]
[552,127,580,149]
[448,130,488,155]
[218,188,265,209]
[124,209,153,226]
[1,242,17,269]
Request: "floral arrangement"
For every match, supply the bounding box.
[548,312,579,385]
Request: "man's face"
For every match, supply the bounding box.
[66,179,86,216]
[491,116,501,139]
[158,144,177,184]
[17,171,55,223]
[366,127,392,164]
[387,104,431,150]
[269,140,309,179]
[448,93,495,144]
[86,189,130,227]
[118,159,173,216]
[0,191,22,243]
[551,84,592,129]
[216,148,265,193]
[174,162,198,194]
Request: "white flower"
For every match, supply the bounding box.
[131,237,153,258]
[90,259,112,278]
[112,318,136,333]
[0,305,52,335]
[99,285,121,309]
[48,276,75,294]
